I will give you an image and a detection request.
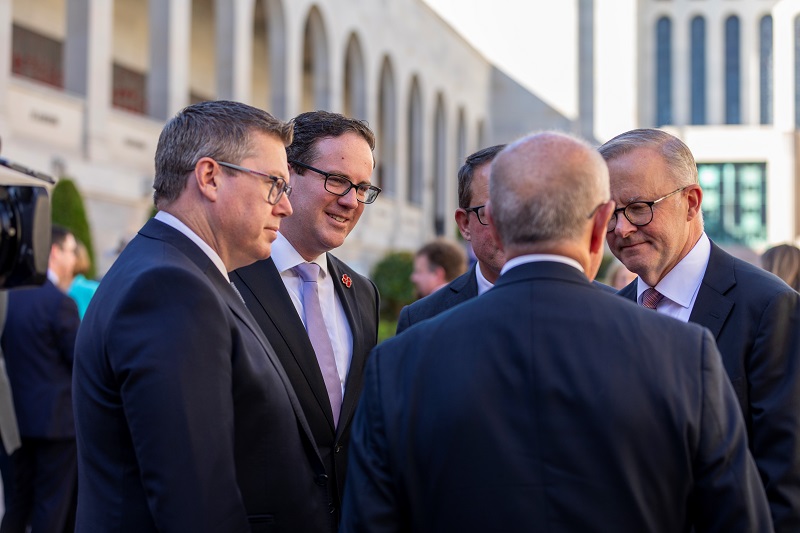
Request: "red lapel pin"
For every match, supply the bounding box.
[341,274,352,288]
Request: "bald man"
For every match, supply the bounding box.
[340,132,770,532]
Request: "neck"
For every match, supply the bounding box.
[478,261,500,284]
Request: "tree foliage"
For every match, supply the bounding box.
[51,178,96,279]
[371,250,415,322]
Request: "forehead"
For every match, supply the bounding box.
[311,133,374,177]
[607,147,671,202]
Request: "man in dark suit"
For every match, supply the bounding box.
[73,101,333,532]
[600,128,800,532]
[0,225,80,532]
[397,145,506,333]
[232,111,380,524]
[341,132,771,532]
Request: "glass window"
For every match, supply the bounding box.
[760,15,773,125]
[698,163,767,247]
[725,16,741,124]
[112,64,147,115]
[11,25,63,88]
[690,16,706,125]
[656,17,672,126]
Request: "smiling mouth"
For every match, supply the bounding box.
[328,213,347,223]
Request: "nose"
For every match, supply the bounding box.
[338,187,360,209]
[613,212,637,239]
[275,193,293,217]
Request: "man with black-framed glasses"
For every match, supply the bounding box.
[601,128,800,532]
[232,110,380,530]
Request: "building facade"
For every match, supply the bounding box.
[1,0,564,275]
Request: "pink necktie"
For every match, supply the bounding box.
[294,263,342,427]
[641,287,664,310]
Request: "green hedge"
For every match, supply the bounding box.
[371,250,414,324]
[51,178,96,279]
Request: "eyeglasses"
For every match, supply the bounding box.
[216,160,292,205]
[607,186,687,232]
[289,160,381,204]
[464,205,488,226]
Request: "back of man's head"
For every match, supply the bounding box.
[490,132,609,251]
[287,110,375,167]
[417,239,467,283]
[152,100,293,208]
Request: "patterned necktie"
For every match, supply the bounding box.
[641,287,664,310]
[294,262,342,427]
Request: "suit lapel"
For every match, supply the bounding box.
[688,242,735,339]
[233,259,337,429]
[327,254,366,437]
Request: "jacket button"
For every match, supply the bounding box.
[335,445,343,453]
[315,474,328,486]
[329,503,336,514]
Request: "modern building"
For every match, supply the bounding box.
[0,0,571,275]
[593,0,800,256]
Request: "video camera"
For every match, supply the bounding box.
[0,141,53,289]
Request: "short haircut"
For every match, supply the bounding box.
[491,132,609,247]
[286,110,376,170]
[416,238,467,283]
[153,100,293,207]
[74,240,92,276]
[51,224,72,248]
[458,144,506,208]
[597,128,698,188]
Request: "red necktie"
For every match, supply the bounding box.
[641,287,664,310]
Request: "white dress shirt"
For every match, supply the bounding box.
[635,232,711,323]
[501,254,585,276]
[155,211,229,281]
[476,263,495,296]
[271,233,353,395]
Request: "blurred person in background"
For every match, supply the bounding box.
[409,238,467,299]
[67,241,100,319]
[761,244,800,292]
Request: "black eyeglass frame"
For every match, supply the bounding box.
[288,159,382,204]
[215,160,292,205]
[607,186,688,233]
[464,204,488,226]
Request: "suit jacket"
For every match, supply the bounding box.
[2,279,79,439]
[618,240,800,532]
[73,219,331,533]
[232,253,379,519]
[396,265,478,334]
[396,264,616,333]
[341,261,771,532]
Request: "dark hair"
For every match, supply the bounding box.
[286,110,375,170]
[153,100,293,207]
[51,224,72,248]
[416,238,467,283]
[458,144,506,208]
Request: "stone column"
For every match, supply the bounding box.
[148,0,191,120]
[216,0,254,103]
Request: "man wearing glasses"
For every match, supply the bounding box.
[232,110,380,528]
[73,101,332,532]
[397,145,506,334]
[601,128,800,532]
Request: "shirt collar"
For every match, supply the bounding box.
[272,233,329,279]
[475,263,494,295]
[501,254,585,276]
[154,211,229,281]
[636,232,710,308]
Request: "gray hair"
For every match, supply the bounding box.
[490,132,609,247]
[598,128,698,188]
[153,100,293,207]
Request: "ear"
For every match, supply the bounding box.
[195,158,221,202]
[590,200,614,256]
[455,208,471,241]
[686,184,703,222]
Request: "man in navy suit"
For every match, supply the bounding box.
[232,111,380,525]
[397,145,506,333]
[341,132,771,532]
[600,128,800,532]
[73,101,332,532]
[0,225,80,532]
